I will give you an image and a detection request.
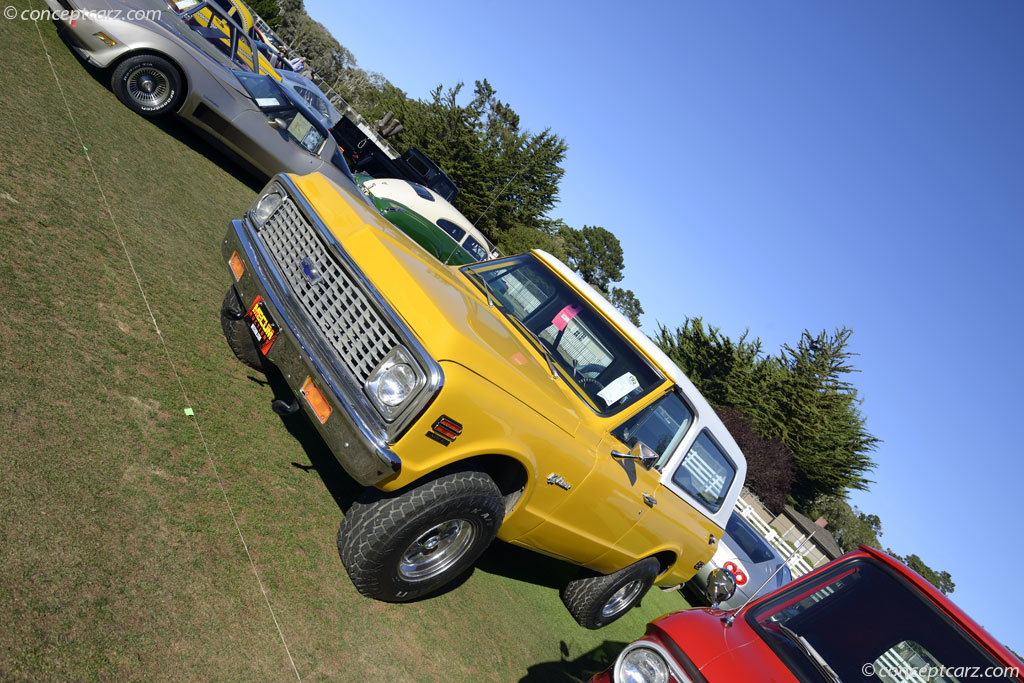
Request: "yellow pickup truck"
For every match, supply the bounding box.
[221,172,748,628]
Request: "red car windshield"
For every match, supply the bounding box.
[749,559,1015,682]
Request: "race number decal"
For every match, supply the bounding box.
[724,561,747,586]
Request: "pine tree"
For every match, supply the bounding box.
[655,321,878,505]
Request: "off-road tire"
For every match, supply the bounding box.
[561,557,660,629]
[220,287,264,372]
[338,470,503,602]
[111,54,183,117]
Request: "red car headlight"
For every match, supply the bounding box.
[614,641,692,683]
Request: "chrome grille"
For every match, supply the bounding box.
[257,199,401,383]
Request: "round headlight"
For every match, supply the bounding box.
[252,191,283,225]
[618,647,669,683]
[374,362,417,407]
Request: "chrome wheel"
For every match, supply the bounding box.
[398,519,475,582]
[601,579,644,618]
[125,67,171,109]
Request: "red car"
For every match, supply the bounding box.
[591,546,1022,683]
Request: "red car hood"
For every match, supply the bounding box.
[649,609,797,682]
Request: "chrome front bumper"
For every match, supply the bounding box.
[222,217,402,486]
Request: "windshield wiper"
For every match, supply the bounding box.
[464,268,495,308]
[777,624,842,683]
[462,269,558,379]
[501,315,558,380]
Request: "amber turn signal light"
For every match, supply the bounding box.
[301,377,332,424]
[228,251,245,281]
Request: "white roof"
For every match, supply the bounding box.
[362,178,497,257]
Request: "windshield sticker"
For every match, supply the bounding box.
[552,304,581,331]
[597,373,641,406]
[256,97,282,108]
[175,0,200,8]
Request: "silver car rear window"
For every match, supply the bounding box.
[726,513,775,564]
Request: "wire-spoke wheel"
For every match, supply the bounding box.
[111,55,183,116]
[126,67,170,108]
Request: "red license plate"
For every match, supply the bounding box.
[245,296,278,355]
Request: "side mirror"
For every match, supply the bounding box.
[611,441,658,470]
[268,117,288,130]
[705,567,737,608]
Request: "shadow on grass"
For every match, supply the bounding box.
[252,370,587,600]
[232,365,632,607]
[52,23,264,194]
[240,368,593,603]
[148,117,266,195]
[257,366,483,601]
[259,367,364,514]
[476,540,581,590]
[519,640,627,682]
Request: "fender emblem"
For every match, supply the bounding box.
[426,415,462,446]
[546,473,571,490]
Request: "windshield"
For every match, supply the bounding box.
[235,72,327,154]
[750,559,1014,682]
[463,255,663,413]
[436,218,465,242]
[235,70,289,107]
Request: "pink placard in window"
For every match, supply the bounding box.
[552,304,581,331]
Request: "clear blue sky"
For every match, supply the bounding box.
[305,0,1024,650]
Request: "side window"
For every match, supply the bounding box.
[612,391,694,470]
[436,218,466,242]
[671,430,735,512]
[461,236,489,262]
[408,182,434,201]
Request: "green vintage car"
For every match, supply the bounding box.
[355,175,499,265]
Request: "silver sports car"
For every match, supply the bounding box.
[689,511,793,609]
[45,0,362,193]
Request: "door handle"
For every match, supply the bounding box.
[642,493,657,508]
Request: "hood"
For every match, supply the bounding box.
[290,173,585,436]
[649,610,795,681]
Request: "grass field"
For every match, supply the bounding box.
[0,7,695,681]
